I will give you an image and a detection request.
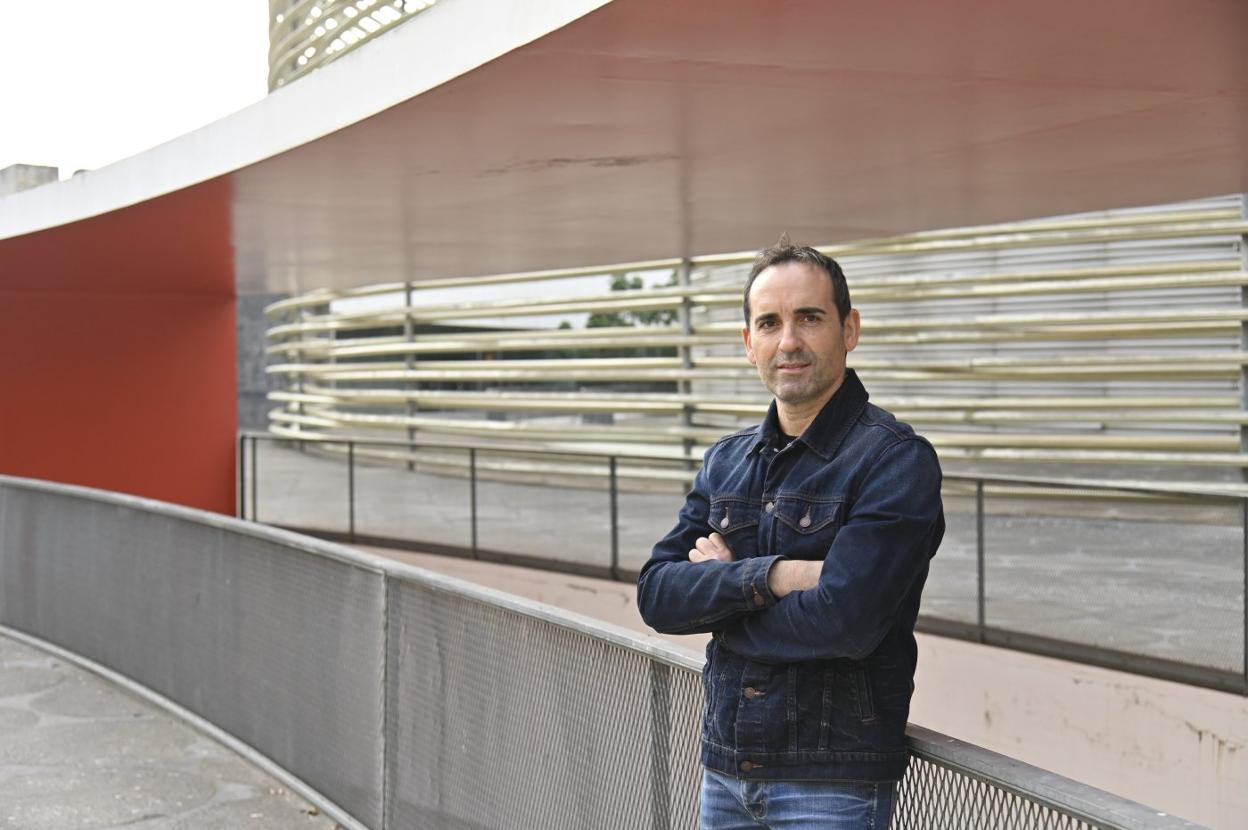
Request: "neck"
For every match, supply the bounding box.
[776,376,843,437]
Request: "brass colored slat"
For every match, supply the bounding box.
[266,201,1248,480]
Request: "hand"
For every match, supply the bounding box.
[767,560,823,598]
[688,532,735,564]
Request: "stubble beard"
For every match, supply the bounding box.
[763,351,829,406]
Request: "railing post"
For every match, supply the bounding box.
[609,456,620,580]
[347,441,356,542]
[250,436,259,522]
[646,661,672,830]
[381,574,396,830]
[469,448,478,557]
[976,480,986,642]
[237,434,246,519]
[1243,500,1247,692]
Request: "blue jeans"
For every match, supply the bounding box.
[700,768,895,829]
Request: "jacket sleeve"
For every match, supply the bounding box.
[636,442,784,635]
[715,438,943,662]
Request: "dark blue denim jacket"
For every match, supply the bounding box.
[637,370,944,782]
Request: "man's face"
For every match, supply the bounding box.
[742,261,860,409]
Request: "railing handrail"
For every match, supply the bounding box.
[238,429,1248,502]
[904,725,1188,830]
[0,473,1206,829]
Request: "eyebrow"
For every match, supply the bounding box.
[754,307,827,322]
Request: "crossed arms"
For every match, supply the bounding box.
[690,531,823,597]
[636,438,943,663]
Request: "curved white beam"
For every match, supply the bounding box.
[0,0,612,242]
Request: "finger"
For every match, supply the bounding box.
[688,548,707,562]
[694,536,720,557]
[702,533,733,561]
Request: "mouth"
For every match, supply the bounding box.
[775,363,810,373]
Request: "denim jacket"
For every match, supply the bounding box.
[637,369,944,782]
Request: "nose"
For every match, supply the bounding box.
[778,320,802,353]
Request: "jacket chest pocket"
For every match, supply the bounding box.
[772,495,845,560]
[707,498,760,558]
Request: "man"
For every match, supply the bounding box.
[637,237,944,829]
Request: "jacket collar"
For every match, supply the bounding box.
[750,368,870,461]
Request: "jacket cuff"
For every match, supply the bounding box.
[740,554,783,611]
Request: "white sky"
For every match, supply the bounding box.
[0,0,269,180]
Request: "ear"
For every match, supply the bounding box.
[843,309,861,353]
[742,325,758,366]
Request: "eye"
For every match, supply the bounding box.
[757,319,778,330]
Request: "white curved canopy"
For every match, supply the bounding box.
[1,0,1244,294]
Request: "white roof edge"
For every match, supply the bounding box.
[0,0,614,242]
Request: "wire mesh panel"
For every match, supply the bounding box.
[353,448,473,549]
[254,439,351,533]
[472,451,613,569]
[981,484,1244,674]
[614,463,690,576]
[920,480,981,625]
[385,579,704,829]
[896,755,1096,830]
[0,483,387,828]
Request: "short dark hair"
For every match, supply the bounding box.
[743,233,851,324]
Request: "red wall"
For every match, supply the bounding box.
[0,177,237,514]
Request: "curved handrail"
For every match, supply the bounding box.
[238,429,1248,501]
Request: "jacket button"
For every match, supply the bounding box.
[752,591,765,607]
[765,502,774,513]
[739,760,756,773]
[744,686,758,699]
[720,516,730,529]
[799,514,812,528]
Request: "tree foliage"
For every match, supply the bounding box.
[586,274,678,328]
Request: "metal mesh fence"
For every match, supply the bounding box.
[246,436,1248,694]
[353,455,474,550]
[0,476,1205,829]
[0,482,388,828]
[385,581,704,829]
[896,755,1096,830]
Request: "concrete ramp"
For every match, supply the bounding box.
[0,632,333,830]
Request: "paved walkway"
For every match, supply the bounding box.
[0,633,336,830]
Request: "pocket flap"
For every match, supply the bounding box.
[708,498,759,533]
[774,496,843,534]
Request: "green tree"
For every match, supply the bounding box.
[587,274,678,328]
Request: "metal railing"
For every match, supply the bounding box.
[239,432,1248,697]
[0,474,1204,829]
[262,194,1248,482]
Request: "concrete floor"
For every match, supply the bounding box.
[0,633,336,830]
